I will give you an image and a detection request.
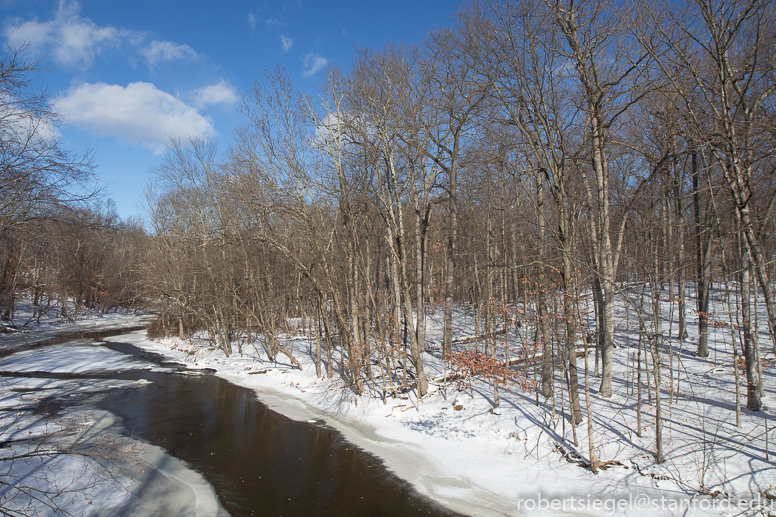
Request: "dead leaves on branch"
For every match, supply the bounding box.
[447,349,535,392]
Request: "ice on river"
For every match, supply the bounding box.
[0,332,227,517]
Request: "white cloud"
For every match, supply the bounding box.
[141,40,198,67]
[247,11,257,29]
[281,35,294,52]
[3,0,199,71]
[302,53,328,78]
[57,82,215,153]
[3,0,127,69]
[191,80,239,109]
[265,17,287,29]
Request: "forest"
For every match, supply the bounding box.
[1,0,775,478]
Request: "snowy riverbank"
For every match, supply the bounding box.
[131,289,776,517]
[0,315,228,517]
[0,301,154,355]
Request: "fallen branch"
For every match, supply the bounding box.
[452,328,507,344]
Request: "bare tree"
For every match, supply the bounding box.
[345,47,434,396]
[0,45,98,321]
[638,0,776,351]
[549,0,652,398]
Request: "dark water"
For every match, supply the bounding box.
[28,336,465,517]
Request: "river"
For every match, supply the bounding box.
[0,328,464,516]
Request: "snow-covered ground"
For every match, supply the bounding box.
[1,285,774,516]
[131,284,776,517]
[0,298,154,356]
[0,324,227,516]
[0,298,150,333]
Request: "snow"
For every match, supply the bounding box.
[132,283,776,517]
[0,320,227,517]
[1,298,152,332]
[0,284,774,516]
[0,343,144,373]
[0,299,154,357]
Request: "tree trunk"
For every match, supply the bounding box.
[740,235,761,411]
[443,166,458,357]
[583,328,600,473]
[562,220,583,424]
[537,174,553,399]
[693,150,711,358]
[651,332,665,464]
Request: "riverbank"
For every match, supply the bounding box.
[0,304,154,356]
[0,318,459,517]
[0,319,228,517]
[127,332,519,517]
[131,297,776,517]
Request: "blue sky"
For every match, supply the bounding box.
[2,0,463,221]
